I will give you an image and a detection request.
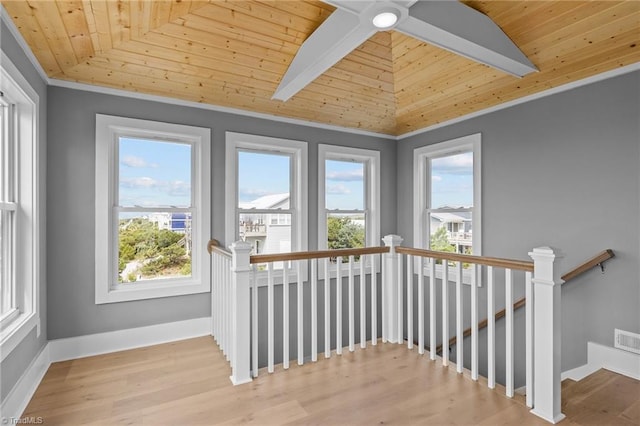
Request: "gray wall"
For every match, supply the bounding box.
[397,71,640,372]
[46,86,397,339]
[0,19,48,401]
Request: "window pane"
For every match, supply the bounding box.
[118,212,192,283]
[327,213,365,250]
[429,212,472,254]
[239,213,291,255]
[325,159,364,210]
[0,209,14,317]
[430,152,473,209]
[238,151,290,208]
[119,138,192,208]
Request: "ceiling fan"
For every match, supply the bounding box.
[272,0,537,101]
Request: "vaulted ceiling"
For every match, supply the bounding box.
[2,0,639,136]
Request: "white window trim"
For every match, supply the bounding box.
[318,144,380,277]
[413,133,481,285]
[95,115,211,304]
[0,52,41,362]
[225,132,308,285]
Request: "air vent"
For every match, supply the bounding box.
[614,329,640,355]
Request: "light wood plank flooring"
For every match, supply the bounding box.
[20,337,640,425]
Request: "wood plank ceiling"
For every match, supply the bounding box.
[3,0,639,136]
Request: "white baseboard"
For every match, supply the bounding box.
[1,344,51,421]
[49,317,211,362]
[562,341,640,381]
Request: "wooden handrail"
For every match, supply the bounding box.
[207,239,232,257]
[250,246,390,264]
[396,246,534,272]
[561,249,614,282]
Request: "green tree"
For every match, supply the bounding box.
[430,226,455,253]
[327,216,365,250]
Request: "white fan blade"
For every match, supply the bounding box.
[398,1,537,77]
[272,8,376,101]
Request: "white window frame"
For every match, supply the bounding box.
[413,133,481,285]
[318,144,380,272]
[225,132,308,284]
[95,115,211,304]
[0,52,41,361]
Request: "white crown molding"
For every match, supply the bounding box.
[0,344,50,422]
[397,62,640,140]
[0,5,50,84]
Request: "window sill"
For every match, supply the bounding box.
[0,312,40,362]
[96,279,210,304]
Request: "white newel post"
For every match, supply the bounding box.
[529,247,565,424]
[229,241,253,385]
[382,235,403,344]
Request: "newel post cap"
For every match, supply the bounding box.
[382,234,403,247]
[529,246,564,284]
[230,240,252,272]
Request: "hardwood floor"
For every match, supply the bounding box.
[20,337,640,425]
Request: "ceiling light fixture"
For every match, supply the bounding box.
[372,11,398,29]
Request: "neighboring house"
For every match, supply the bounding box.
[239,193,291,255]
[149,212,192,234]
[430,211,472,253]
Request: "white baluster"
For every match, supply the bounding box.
[505,268,514,397]
[283,261,290,369]
[297,260,304,365]
[429,258,436,360]
[324,258,331,358]
[251,265,258,377]
[360,255,366,349]
[471,264,478,381]
[397,252,403,345]
[311,259,318,362]
[525,270,533,408]
[442,260,449,367]
[456,261,463,373]
[336,256,343,355]
[267,262,274,373]
[488,266,495,389]
[407,255,413,350]
[371,255,377,346]
[349,255,355,352]
[418,257,424,355]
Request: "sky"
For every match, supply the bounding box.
[238,150,290,203]
[118,137,192,208]
[325,159,364,210]
[430,151,473,209]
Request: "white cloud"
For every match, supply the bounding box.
[432,175,443,182]
[431,152,473,175]
[121,155,159,168]
[326,169,363,182]
[239,188,274,199]
[326,184,351,195]
[120,176,158,188]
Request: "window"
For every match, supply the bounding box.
[225,132,308,265]
[0,53,40,360]
[95,115,211,304]
[414,134,481,283]
[318,144,380,254]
